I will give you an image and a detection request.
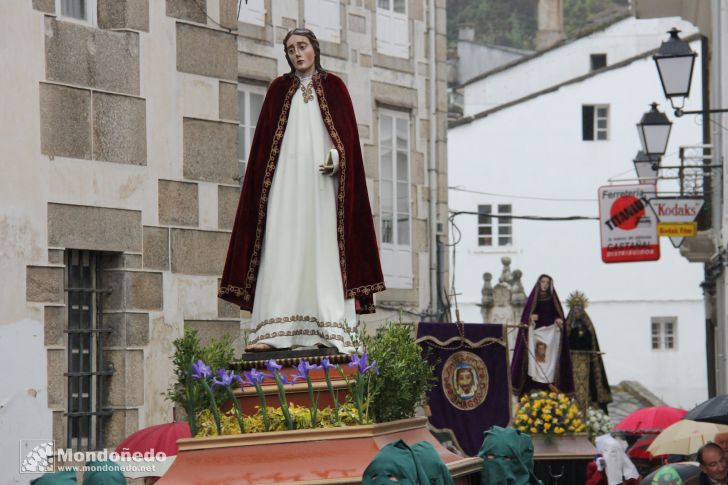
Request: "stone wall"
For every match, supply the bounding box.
[24,0,241,450]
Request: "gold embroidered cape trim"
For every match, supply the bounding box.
[250,314,353,334]
[345,282,386,299]
[313,74,350,295]
[241,80,299,304]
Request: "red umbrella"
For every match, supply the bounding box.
[114,422,191,478]
[628,435,657,460]
[616,406,687,434]
[115,421,191,456]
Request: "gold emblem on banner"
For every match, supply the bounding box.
[442,351,489,411]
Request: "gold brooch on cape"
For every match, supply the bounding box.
[300,82,314,103]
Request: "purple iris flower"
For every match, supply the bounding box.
[291,360,320,383]
[212,368,233,387]
[320,358,335,371]
[349,353,379,375]
[243,368,268,385]
[191,359,212,379]
[212,368,244,388]
[265,359,282,373]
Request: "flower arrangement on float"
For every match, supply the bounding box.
[167,324,435,437]
[585,407,614,441]
[190,355,378,436]
[513,391,586,440]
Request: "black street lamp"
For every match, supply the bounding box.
[637,103,672,159]
[653,28,696,110]
[653,28,728,118]
[633,150,659,180]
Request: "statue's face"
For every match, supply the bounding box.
[286,34,315,76]
[574,306,583,318]
[538,276,550,292]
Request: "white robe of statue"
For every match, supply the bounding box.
[248,74,357,354]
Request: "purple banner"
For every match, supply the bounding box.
[416,322,512,457]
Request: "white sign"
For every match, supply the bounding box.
[648,198,704,248]
[598,184,659,263]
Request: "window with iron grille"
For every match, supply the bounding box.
[65,250,113,451]
[651,316,677,351]
[477,204,513,247]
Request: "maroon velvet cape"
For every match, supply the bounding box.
[219,72,385,314]
[510,274,575,395]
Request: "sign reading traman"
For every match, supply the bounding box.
[598,184,659,263]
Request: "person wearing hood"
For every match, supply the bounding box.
[478,426,543,485]
[586,434,640,485]
[363,440,453,485]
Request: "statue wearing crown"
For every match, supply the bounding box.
[565,291,612,413]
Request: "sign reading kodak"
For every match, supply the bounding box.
[648,198,704,248]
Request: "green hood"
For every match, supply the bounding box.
[479,426,543,485]
[363,440,431,485]
[410,441,455,485]
[31,470,77,484]
[82,461,125,485]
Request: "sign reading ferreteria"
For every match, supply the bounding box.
[648,198,704,248]
[598,184,660,263]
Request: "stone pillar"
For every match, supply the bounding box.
[535,0,565,51]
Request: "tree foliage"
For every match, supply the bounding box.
[447,0,630,50]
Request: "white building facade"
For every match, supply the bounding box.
[449,20,707,409]
[460,16,699,116]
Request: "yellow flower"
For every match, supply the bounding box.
[554,427,564,434]
[530,427,538,434]
[543,414,552,422]
[543,422,552,431]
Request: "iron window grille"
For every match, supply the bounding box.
[65,250,114,451]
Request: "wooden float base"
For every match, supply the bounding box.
[158,417,482,484]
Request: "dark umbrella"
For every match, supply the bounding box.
[640,462,700,485]
[684,395,728,425]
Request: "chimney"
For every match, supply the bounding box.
[535,0,565,51]
[458,24,475,42]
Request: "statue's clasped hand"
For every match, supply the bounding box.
[319,148,339,176]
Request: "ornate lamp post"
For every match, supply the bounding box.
[636,103,672,161]
[653,28,728,118]
[633,150,658,182]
